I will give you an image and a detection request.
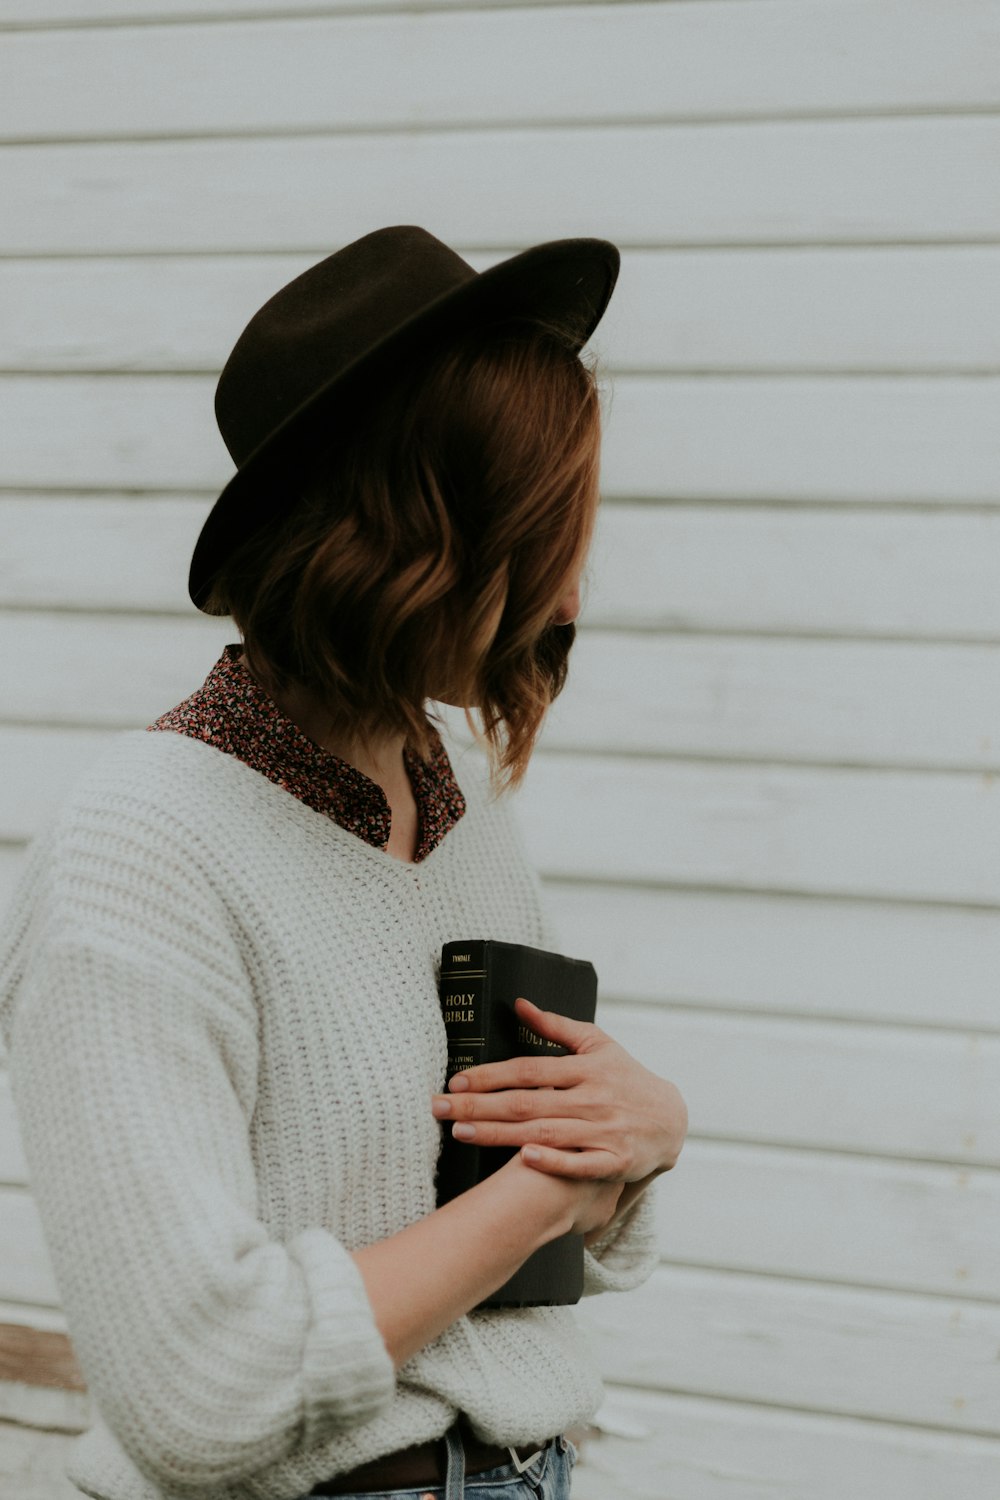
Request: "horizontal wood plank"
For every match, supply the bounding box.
[6,501,1000,641]
[545,882,1000,1029]
[578,1264,1000,1434]
[0,848,26,929]
[0,0,520,21]
[574,1384,1000,1500]
[656,1141,1000,1298]
[2,118,999,257]
[0,1196,57,1307]
[6,611,1000,771]
[3,371,999,501]
[5,246,1000,375]
[1,728,998,903]
[4,2,1000,141]
[0,1418,86,1493]
[515,754,1000,902]
[605,1005,1000,1168]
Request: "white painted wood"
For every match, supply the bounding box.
[7,500,1000,641]
[0,612,237,723]
[0,1194,59,1307]
[0,496,211,613]
[0,727,113,841]
[573,1384,1000,1500]
[0,1381,88,1434]
[7,611,1000,773]
[0,1420,85,1497]
[599,375,1000,504]
[0,847,25,925]
[4,373,999,501]
[655,1142,998,1299]
[540,634,1000,768]
[544,881,1000,1029]
[0,378,226,491]
[604,1004,1000,1167]
[583,504,1000,637]
[5,246,1000,375]
[0,0,517,21]
[0,1074,19,1174]
[0,1302,67,1333]
[601,245,1000,374]
[4,2,1000,141]
[516,755,1000,903]
[3,729,999,903]
[579,1263,1000,1432]
[2,117,999,257]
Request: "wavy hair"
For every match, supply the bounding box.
[202,316,605,790]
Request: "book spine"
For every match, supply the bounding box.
[439,938,489,1085]
[437,939,490,1204]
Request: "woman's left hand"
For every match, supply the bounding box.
[430,997,688,1183]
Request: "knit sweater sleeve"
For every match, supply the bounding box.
[0,799,395,1496]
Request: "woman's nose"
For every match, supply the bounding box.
[552,584,582,626]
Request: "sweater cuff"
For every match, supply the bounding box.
[581,1183,660,1296]
[288,1228,396,1444]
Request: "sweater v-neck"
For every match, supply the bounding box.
[145,643,467,864]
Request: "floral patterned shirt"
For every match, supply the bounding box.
[146,643,466,862]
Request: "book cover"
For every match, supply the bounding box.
[436,938,598,1308]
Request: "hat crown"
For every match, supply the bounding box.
[215,226,476,466]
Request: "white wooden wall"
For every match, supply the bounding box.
[2,3,1000,1497]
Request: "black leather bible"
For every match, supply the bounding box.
[436,937,598,1307]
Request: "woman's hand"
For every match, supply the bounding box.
[431,997,688,1184]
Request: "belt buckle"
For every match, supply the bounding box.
[507,1443,544,1474]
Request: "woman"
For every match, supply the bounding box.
[0,226,688,1500]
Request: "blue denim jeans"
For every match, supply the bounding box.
[298,1426,576,1499]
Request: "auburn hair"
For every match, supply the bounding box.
[202,315,605,790]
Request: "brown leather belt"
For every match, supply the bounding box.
[309,1418,549,1495]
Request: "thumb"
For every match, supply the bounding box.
[513,995,599,1053]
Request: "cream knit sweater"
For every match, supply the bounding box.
[0,728,658,1500]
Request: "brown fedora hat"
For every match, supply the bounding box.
[188,224,620,613]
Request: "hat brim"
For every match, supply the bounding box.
[188,236,619,613]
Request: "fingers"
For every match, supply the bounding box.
[443,1114,629,1165]
[447,1052,583,1094]
[519,1144,624,1180]
[512,996,603,1053]
[433,1086,607,1126]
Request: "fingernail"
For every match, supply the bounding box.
[522,1146,541,1162]
[430,1098,451,1117]
[452,1123,476,1141]
[449,1075,470,1092]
